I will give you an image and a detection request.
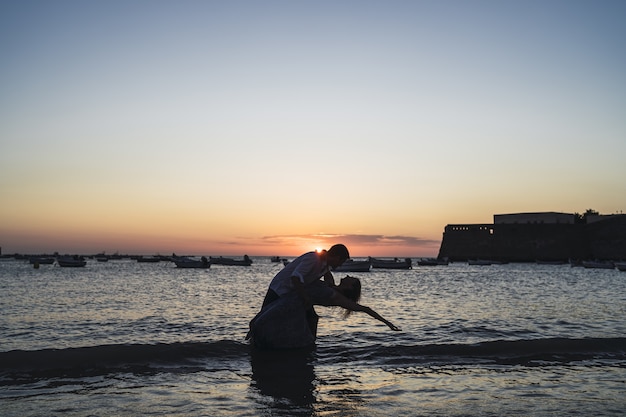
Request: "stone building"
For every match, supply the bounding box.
[438,212,625,262]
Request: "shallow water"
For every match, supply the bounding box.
[1,258,625,416]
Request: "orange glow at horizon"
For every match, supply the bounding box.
[0,221,442,257]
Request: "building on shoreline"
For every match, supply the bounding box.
[438,212,626,262]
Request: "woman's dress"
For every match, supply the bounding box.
[248,293,319,350]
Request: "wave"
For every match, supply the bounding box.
[318,337,626,367]
[1,337,624,382]
[0,340,250,382]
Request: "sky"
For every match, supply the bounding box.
[1,0,625,257]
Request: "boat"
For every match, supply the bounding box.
[136,256,161,263]
[615,262,626,272]
[369,257,412,270]
[569,259,584,267]
[468,259,493,266]
[334,259,372,272]
[210,255,253,266]
[174,256,210,269]
[582,260,615,269]
[29,257,55,265]
[417,258,449,266]
[57,256,87,267]
[536,260,567,265]
[270,256,282,263]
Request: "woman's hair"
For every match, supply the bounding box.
[338,276,361,318]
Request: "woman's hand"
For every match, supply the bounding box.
[385,321,401,331]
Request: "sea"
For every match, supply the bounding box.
[0,257,625,416]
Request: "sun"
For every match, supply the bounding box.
[315,247,323,253]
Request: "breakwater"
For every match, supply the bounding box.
[438,215,626,262]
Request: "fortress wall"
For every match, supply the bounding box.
[437,218,626,262]
[585,216,626,260]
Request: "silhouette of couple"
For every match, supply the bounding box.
[248,244,400,349]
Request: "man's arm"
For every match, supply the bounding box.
[323,271,336,287]
[290,276,312,309]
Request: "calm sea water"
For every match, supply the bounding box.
[1,257,625,416]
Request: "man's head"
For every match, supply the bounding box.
[326,243,350,267]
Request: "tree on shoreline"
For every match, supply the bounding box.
[574,209,599,224]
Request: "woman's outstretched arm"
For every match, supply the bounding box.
[328,292,401,331]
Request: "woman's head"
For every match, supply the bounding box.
[339,276,361,302]
[337,276,361,317]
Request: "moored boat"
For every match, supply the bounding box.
[210,255,253,266]
[569,259,584,267]
[370,257,412,270]
[582,260,615,269]
[417,258,449,266]
[136,256,161,263]
[334,259,372,272]
[174,256,210,269]
[536,260,567,265]
[29,257,55,265]
[468,259,493,266]
[57,256,87,267]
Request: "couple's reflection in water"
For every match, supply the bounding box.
[250,345,365,416]
[250,346,317,414]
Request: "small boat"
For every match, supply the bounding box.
[334,259,372,272]
[136,256,161,263]
[370,257,412,270]
[29,257,55,265]
[468,259,493,266]
[174,256,210,269]
[536,260,567,265]
[57,256,87,267]
[417,258,449,266]
[569,259,584,267]
[615,262,626,272]
[210,255,253,266]
[582,260,615,269]
[270,256,282,263]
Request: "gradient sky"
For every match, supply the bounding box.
[1,0,625,257]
